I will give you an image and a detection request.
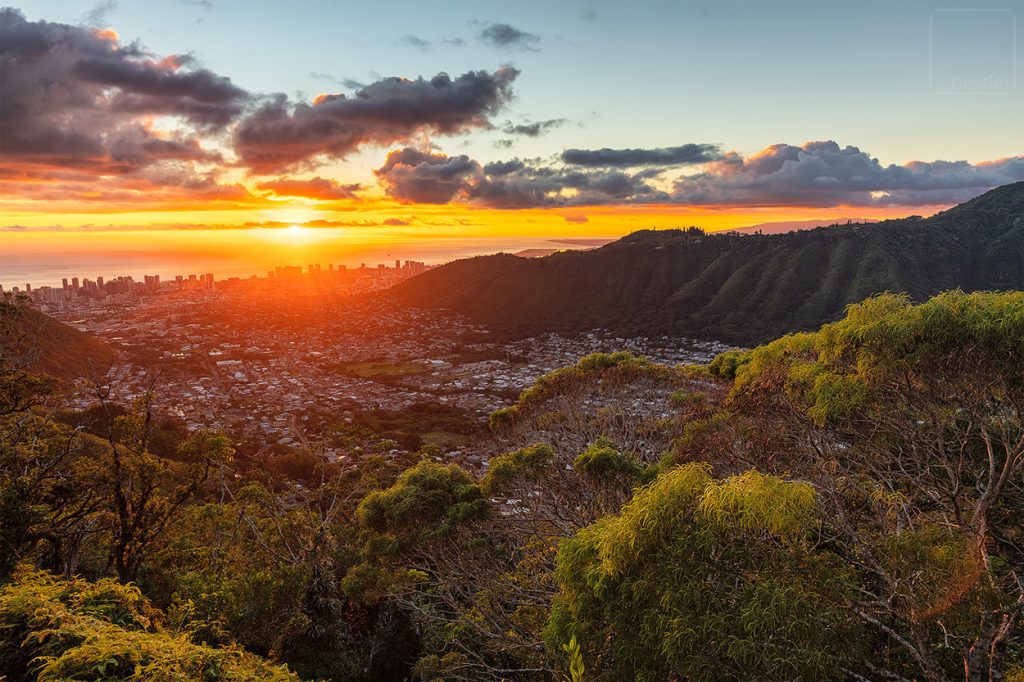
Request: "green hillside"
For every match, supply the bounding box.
[390,182,1024,344]
[19,307,116,380]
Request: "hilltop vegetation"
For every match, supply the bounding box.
[2,289,1024,680]
[390,182,1024,345]
[17,305,116,379]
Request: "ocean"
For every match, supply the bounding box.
[0,232,609,290]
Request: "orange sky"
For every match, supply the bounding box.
[2,4,1011,266]
[0,196,924,239]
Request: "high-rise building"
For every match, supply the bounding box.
[71,277,80,290]
[61,278,69,290]
[205,273,214,289]
[97,276,104,288]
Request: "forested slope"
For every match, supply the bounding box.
[390,182,1024,344]
[19,307,116,379]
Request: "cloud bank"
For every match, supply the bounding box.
[374,147,667,207]
[561,144,723,167]
[2,8,1021,217]
[0,8,247,174]
[671,141,1024,207]
[374,141,1024,209]
[233,67,519,173]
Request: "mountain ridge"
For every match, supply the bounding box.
[389,182,1024,345]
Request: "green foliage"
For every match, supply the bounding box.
[487,405,517,431]
[880,525,992,626]
[734,290,1024,424]
[357,460,488,543]
[708,349,751,381]
[546,465,861,681]
[562,635,585,682]
[492,352,671,427]
[705,289,1024,678]
[572,437,643,481]
[0,570,297,681]
[482,443,555,493]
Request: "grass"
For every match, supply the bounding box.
[337,360,428,378]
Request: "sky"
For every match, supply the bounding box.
[1,0,1023,284]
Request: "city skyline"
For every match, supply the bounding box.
[5,257,431,301]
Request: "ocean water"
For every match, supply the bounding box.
[0,232,604,290]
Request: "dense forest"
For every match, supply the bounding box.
[2,284,1024,680]
[390,182,1024,345]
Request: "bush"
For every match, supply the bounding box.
[0,569,298,681]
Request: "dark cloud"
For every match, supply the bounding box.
[233,67,519,173]
[375,148,482,204]
[375,142,1024,210]
[562,143,723,167]
[564,214,589,223]
[398,34,432,51]
[83,0,117,26]
[483,159,526,176]
[442,37,466,47]
[502,118,567,137]
[181,0,214,8]
[74,54,248,128]
[0,8,249,176]
[256,176,361,200]
[375,147,667,207]
[477,23,540,51]
[670,141,1024,207]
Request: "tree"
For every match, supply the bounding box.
[94,390,235,582]
[0,293,56,417]
[546,464,862,681]
[352,439,657,681]
[488,352,702,462]
[699,291,1024,680]
[0,569,298,680]
[0,293,102,579]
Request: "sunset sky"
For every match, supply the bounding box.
[2,0,1023,283]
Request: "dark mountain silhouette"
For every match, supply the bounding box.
[390,182,1024,345]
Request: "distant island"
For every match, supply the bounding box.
[728,217,879,235]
